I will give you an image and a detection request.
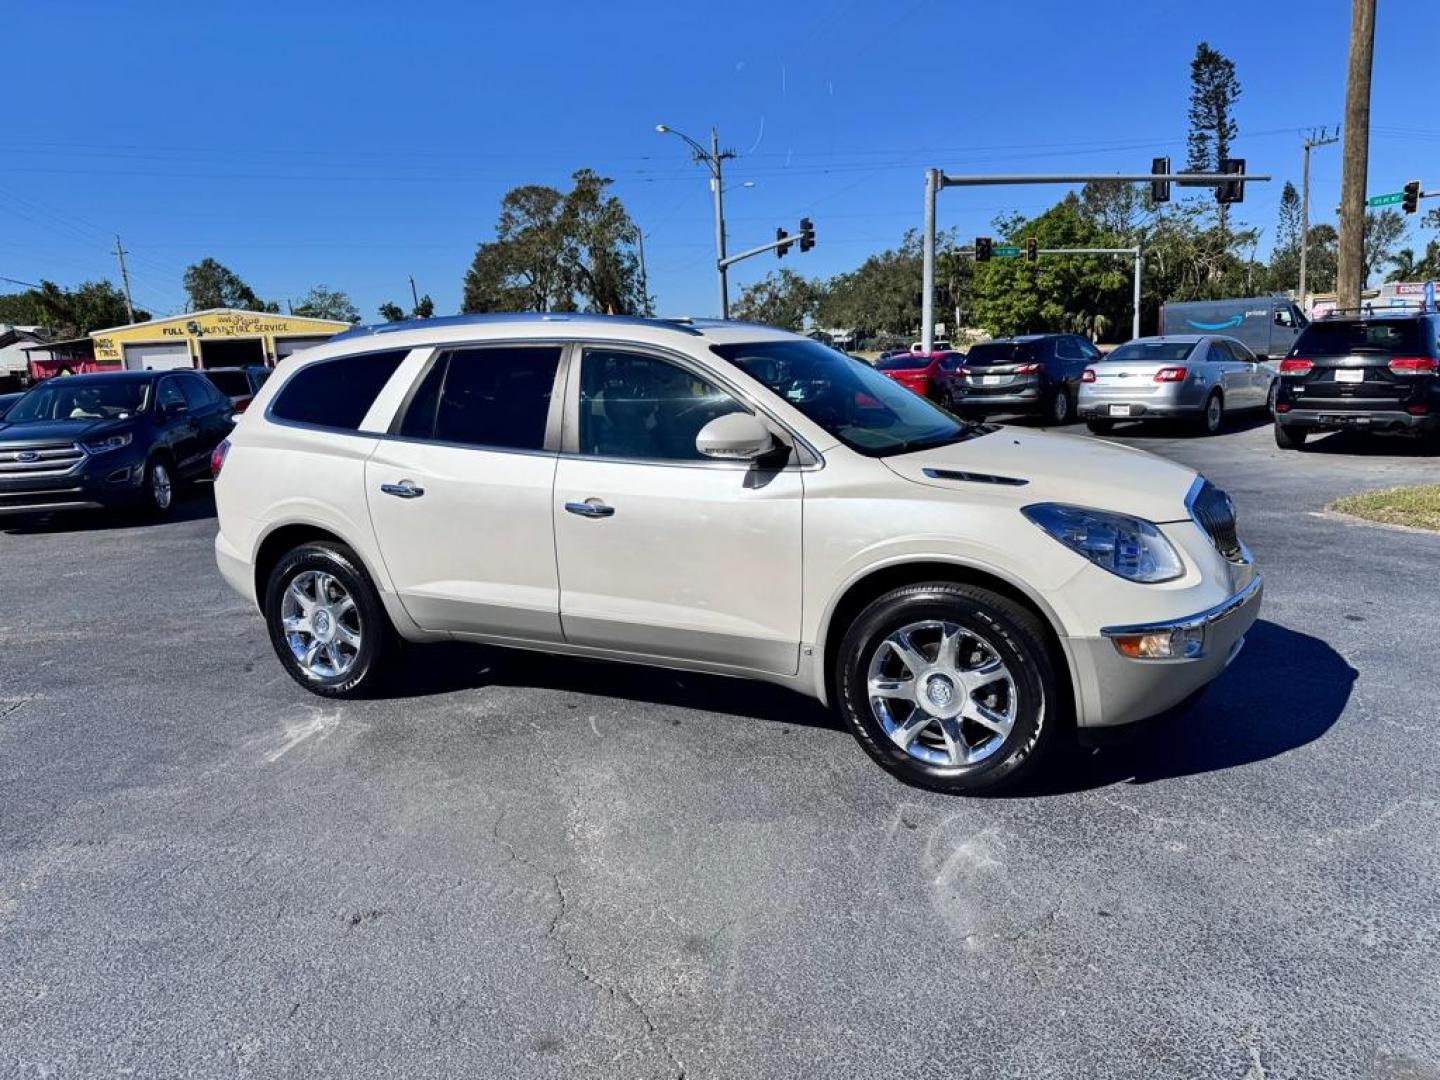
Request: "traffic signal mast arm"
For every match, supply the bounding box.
[720,219,816,269]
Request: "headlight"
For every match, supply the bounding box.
[1022,503,1184,583]
[83,432,134,454]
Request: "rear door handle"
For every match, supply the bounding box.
[564,499,615,519]
[380,480,425,499]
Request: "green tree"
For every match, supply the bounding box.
[462,171,646,316]
[183,258,276,312]
[1363,210,1407,283]
[1386,248,1422,283]
[1186,42,1242,235]
[1304,224,1340,294]
[378,294,435,322]
[0,279,146,335]
[378,301,407,322]
[293,285,360,323]
[731,269,820,331]
[1267,181,1303,291]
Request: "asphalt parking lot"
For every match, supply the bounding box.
[3,416,1438,1080]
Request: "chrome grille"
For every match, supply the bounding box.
[1190,479,1243,562]
[0,441,85,478]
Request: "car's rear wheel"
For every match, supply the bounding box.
[1266,381,1278,415]
[1046,386,1072,426]
[835,582,1060,795]
[1085,418,1115,435]
[1195,391,1224,436]
[1274,422,1308,450]
[264,541,395,697]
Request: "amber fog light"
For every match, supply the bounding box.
[1112,626,1204,660]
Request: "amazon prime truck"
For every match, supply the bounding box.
[1160,296,1308,359]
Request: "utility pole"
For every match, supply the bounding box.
[632,227,649,313]
[113,235,135,323]
[656,124,736,318]
[409,275,420,311]
[1299,127,1339,305]
[1336,0,1376,310]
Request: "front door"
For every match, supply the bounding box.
[553,346,804,676]
[365,343,566,642]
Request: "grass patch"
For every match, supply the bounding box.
[1330,485,1440,532]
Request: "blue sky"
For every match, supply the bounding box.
[4,0,1438,322]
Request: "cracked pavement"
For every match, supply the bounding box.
[1,419,1438,1078]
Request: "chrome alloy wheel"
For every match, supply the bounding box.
[1205,394,1223,432]
[280,570,362,680]
[150,462,173,510]
[866,620,1018,767]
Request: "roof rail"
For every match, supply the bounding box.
[1318,302,1430,319]
[329,311,707,342]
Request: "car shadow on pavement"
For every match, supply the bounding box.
[0,486,217,535]
[1023,619,1356,796]
[1294,430,1439,458]
[1094,410,1273,438]
[383,641,848,733]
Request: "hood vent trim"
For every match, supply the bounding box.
[922,467,1028,487]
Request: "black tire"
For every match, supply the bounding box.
[1266,381,1278,416]
[1045,386,1073,426]
[835,582,1062,795]
[1274,422,1308,450]
[264,541,396,698]
[1195,391,1224,436]
[1085,418,1115,435]
[140,456,176,519]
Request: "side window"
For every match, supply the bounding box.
[398,346,560,451]
[156,378,187,414]
[578,349,748,462]
[269,350,408,431]
[1081,339,1103,361]
[177,376,212,410]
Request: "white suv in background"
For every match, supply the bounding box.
[213,314,1261,794]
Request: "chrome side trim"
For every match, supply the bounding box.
[1101,575,1263,638]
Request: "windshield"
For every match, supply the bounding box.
[5,378,152,423]
[1293,319,1426,356]
[876,354,930,370]
[965,341,1036,367]
[1104,341,1198,364]
[712,339,980,457]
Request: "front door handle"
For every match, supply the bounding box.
[380,479,425,499]
[564,499,615,519]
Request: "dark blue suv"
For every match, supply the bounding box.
[0,370,233,518]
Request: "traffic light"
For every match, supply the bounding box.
[1216,157,1246,204]
[975,236,992,262]
[1403,180,1421,214]
[1151,156,1171,204]
[799,217,815,252]
[1025,237,1038,263]
[775,227,790,258]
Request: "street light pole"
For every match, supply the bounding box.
[657,124,736,318]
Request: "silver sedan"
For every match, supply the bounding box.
[1078,334,1276,436]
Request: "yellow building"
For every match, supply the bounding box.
[90,308,353,371]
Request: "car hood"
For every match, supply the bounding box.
[0,418,133,443]
[880,426,1198,522]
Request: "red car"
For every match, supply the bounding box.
[874,350,965,401]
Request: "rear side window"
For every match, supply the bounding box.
[1293,320,1426,357]
[395,346,560,451]
[269,350,408,431]
[177,375,214,410]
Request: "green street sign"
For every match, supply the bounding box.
[1368,191,1405,207]
[992,245,1022,258]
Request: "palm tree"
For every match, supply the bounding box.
[1386,247,1421,283]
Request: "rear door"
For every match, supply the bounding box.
[364,343,567,641]
[1205,339,1259,407]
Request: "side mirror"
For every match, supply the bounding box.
[695,412,777,462]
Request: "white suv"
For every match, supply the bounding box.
[213,314,1261,794]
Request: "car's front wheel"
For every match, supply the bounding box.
[264,541,395,697]
[835,582,1061,795]
[142,457,175,518]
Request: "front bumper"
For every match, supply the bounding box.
[1276,407,1437,433]
[1068,575,1263,730]
[0,451,148,516]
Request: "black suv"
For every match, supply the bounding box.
[0,370,233,518]
[947,333,1100,425]
[1274,312,1440,449]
